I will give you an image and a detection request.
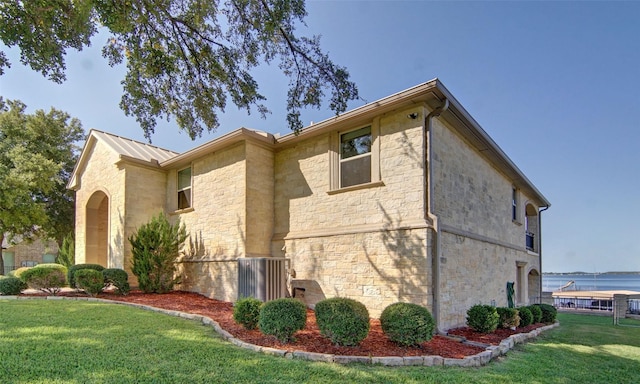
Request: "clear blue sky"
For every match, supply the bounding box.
[1,1,638,273]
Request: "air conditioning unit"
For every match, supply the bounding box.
[237,257,288,302]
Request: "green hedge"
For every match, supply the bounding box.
[0,276,28,295]
[259,298,306,343]
[21,264,67,295]
[380,302,435,347]
[75,269,105,297]
[466,304,499,333]
[315,298,370,346]
[68,264,105,289]
[233,297,263,330]
[496,307,520,329]
[534,303,557,323]
[103,268,130,295]
[528,305,543,323]
[518,307,533,327]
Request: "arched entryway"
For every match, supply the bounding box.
[86,191,109,267]
[528,268,541,303]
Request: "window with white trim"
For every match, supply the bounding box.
[340,126,372,188]
[177,167,192,210]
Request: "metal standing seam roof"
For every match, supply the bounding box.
[90,130,179,163]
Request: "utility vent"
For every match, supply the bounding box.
[237,257,287,302]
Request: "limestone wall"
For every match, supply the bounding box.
[2,238,59,271]
[73,140,126,267]
[430,118,541,329]
[173,142,249,302]
[273,107,432,317]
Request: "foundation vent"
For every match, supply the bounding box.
[237,257,288,302]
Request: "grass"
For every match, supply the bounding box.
[0,300,639,384]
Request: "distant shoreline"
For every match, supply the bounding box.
[543,271,640,275]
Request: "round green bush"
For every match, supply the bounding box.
[233,297,263,330]
[518,306,533,327]
[466,304,499,333]
[102,268,130,295]
[496,307,520,329]
[528,305,543,323]
[380,302,435,347]
[534,303,557,323]
[259,298,307,343]
[9,267,31,280]
[21,264,67,294]
[0,276,28,295]
[68,264,105,288]
[315,298,370,346]
[75,269,105,297]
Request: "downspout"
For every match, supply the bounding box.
[538,206,550,303]
[423,99,449,332]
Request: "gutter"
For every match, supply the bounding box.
[423,99,449,332]
[538,205,550,302]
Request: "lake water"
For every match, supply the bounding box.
[542,273,640,292]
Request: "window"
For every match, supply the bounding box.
[42,254,56,263]
[512,188,518,222]
[340,126,372,188]
[177,167,192,210]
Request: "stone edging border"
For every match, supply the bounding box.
[1,295,560,367]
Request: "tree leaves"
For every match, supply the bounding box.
[0,0,359,140]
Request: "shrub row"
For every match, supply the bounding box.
[466,303,557,333]
[233,297,435,347]
[0,264,130,296]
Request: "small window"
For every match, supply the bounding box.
[42,254,56,264]
[340,126,372,188]
[177,167,192,210]
[512,188,518,221]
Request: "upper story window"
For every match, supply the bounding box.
[512,188,518,221]
[340,126,372,188]
[177,167,192,210]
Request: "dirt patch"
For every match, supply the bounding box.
[26,290,545,359]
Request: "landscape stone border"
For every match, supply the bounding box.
[1,295,559,367]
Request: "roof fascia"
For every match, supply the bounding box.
[67,130,99,191]
[160,128,276,169]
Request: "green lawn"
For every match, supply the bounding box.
[0,300,638,384]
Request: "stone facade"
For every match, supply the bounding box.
[70,80,549,331]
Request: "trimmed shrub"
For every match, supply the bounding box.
[56,232,75,269]
[496,307,520,329]
[466,304,499,333]
[130,213,187,293]
[380,302,435,347]
[534,303,557,323]
[21,264,67,295]
[68,264,104,289]
[75,269,105,297]
[10,267,31,280]
[528,305,543,323]
[233,297,263,330]
[518,306,533,327]
[0,276,28,295]
[103,268,130,295]
[315,298,370,346]
[259,298,307,343]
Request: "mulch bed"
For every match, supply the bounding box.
[22,290,545,359]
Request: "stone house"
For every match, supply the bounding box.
[2,236,59,275]
[68,79,550,330]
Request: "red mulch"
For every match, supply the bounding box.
[447,323,545,345]
[25,290,544,359]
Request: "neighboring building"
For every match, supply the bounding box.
[68,79,550,330]
[1,236,59,275]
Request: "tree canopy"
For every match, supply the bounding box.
[0,0,359,140]
[0,99,84,274]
